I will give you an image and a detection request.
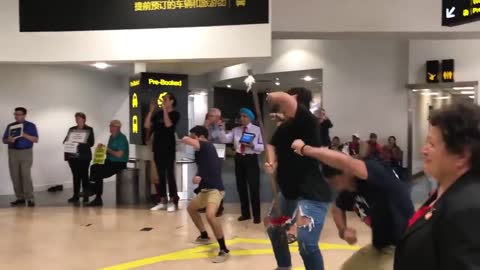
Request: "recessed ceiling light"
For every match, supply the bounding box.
[275,78,280,81]
[469,95,475,99]
[227,84,232,88]
[421,92,439,96]
[303,75,313,82]
[434,96,451,100]
[275,82,280,86]
[453,87,475,90]
[92,62,111,69]
[461,91,475,95]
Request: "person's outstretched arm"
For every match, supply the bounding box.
[292,139,368,180]
[182,137,200,151]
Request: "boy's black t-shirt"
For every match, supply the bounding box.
[195,140,224,191]
[151,110,180,155]
[336,160,414,249]
[271,105,332,202]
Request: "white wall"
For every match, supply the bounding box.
[209,40,409,154]
[0,0,271,62]
[272,0,480,33]
[0,64,129,195]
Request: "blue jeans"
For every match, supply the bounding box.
[267,193,329,270]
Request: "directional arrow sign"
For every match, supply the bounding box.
[446,7,456,18]
[443,0,480,26]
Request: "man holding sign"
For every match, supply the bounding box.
[2,107,38,207]
[84,120,129,207]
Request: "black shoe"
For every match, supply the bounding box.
[253,218,261,224]
[10,199,26,207]
[83,196,89,203]
[198,208,206,213]
[27,201,35,207]
[237,216,251,222]
[68,196,80,203]
[216,206,224,217]
[86,198,103,207]
[79,189,95,198]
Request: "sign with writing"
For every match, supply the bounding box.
[129,73,189,145]
[442,0,480,26]
[19,0,269,32]
[426,60,440,83]
[93,146,107,165]
[441,59,455,82]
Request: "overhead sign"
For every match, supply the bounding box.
[19,0,269,32]
[442,0,480,26]
[441,59,455,82]
[426,59,455,83]
[426,60,440,83]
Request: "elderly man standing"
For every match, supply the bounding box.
[204,108,225,144]
[221,108,264,224]
[3,107,38,207]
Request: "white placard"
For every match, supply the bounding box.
[9,124,23,139]
[67,130,89,144]
[213,143,226,159]
[64,142,79,154]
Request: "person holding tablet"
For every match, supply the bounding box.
[220,108,264,224]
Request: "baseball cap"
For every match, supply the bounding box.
[352,133,360,139]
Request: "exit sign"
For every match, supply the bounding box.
[443,0,480,26]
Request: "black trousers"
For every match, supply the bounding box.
[68,159,90,196]
[234,154,261,219]
[154,155,178,201]
[90,160,126,197]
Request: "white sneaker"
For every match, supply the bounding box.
[212,250,230,263]
[167,202,177,212]
[150,203,167,211]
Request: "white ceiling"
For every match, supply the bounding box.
[68,59,246,77]
[214,69,323,92]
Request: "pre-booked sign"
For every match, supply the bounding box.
[19,0,269,32]
[442,0,480,26]
[128,73,189,145]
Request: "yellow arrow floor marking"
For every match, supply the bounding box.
[100,237,359,270]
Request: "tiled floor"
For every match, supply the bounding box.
[0,157,429,270]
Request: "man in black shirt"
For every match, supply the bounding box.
[291,141,414,270]
[183,126,230,264]
[316,108,333,147]
[144,93,181,212]
[266,88,332,270]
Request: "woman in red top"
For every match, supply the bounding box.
[394,102,480,270]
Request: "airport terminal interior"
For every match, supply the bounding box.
[1,0,480,269]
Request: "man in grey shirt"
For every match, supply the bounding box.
[204,108,225,144]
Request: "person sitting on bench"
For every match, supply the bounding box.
[85,120,129,207]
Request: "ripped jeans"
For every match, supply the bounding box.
[267,193,329,270]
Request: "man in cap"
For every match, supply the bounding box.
[220,108,264,224]
[349,133,361,157]
[85,120,129,207]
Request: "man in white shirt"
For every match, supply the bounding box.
[220,108,264,224]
